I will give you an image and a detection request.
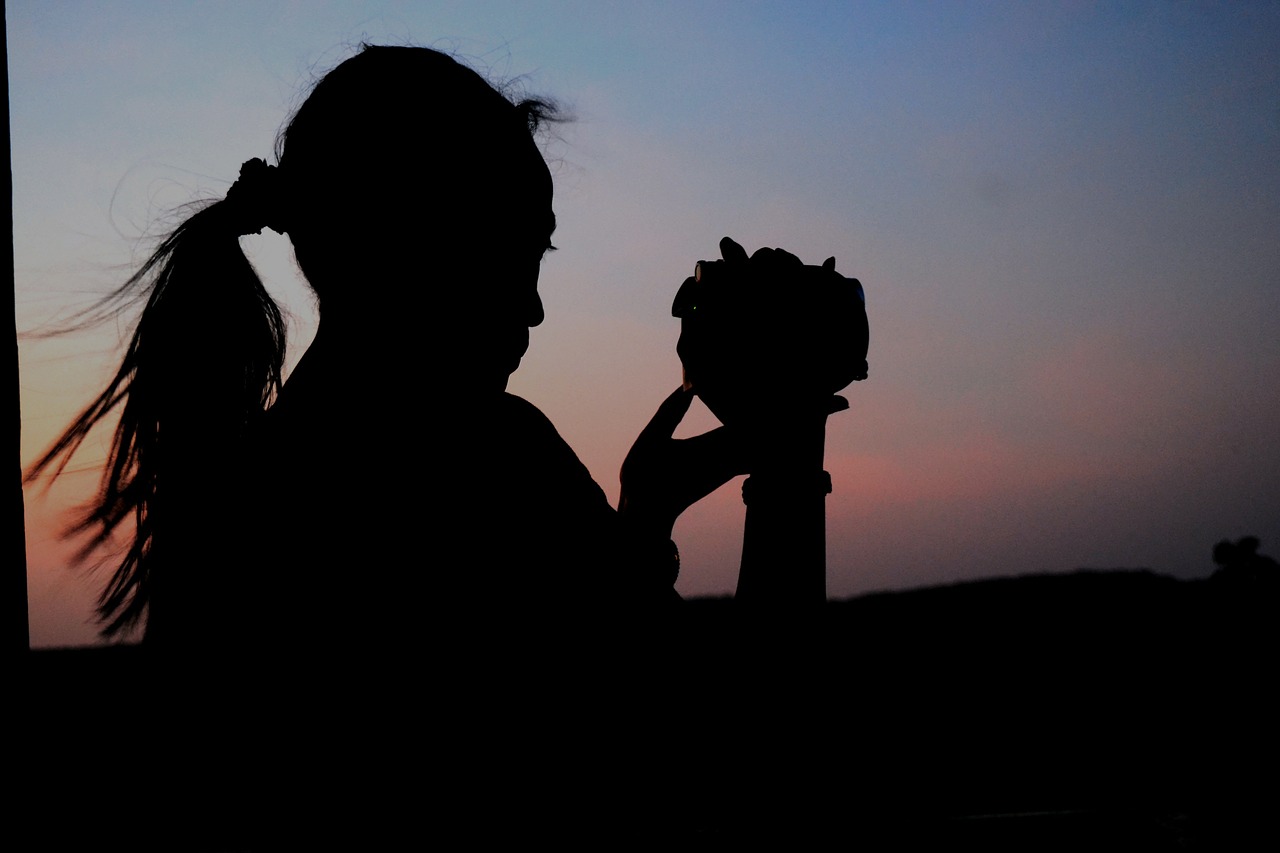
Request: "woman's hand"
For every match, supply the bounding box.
[618,386,747,539]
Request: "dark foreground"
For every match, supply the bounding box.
[15,571,1274,850]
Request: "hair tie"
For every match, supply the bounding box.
[225,158,287,236]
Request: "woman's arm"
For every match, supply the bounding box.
[643,237,867,605]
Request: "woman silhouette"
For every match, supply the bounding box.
[29,45,744,653]
[23,46,876,848]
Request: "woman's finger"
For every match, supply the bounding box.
[719,236,750,265]
[633,385,694,449]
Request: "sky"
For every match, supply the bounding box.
[11,1,1280,648]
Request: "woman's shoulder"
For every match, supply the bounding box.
[495,391,557,426]
[493,392,594,478]
[482,392,570,448]
[477,396,613,529]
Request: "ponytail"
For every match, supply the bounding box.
[27,162,287,638]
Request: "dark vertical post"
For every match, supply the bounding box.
[3,1,30,653]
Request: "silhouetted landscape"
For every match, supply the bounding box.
[18,560,1273,849]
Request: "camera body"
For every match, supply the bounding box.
[671,248,868,427]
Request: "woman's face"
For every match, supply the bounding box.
[284,96,557,394]
[459,193,555,391]
[291,170,555,394]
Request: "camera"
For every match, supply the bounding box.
[671,242,868,427]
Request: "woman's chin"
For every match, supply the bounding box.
[457,361,519,394]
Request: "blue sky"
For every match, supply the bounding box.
[12,2,1280,646]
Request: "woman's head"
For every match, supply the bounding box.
[275,45,559,388]
[284,54,551,289]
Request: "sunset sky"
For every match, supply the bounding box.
[12,1,1280,647]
